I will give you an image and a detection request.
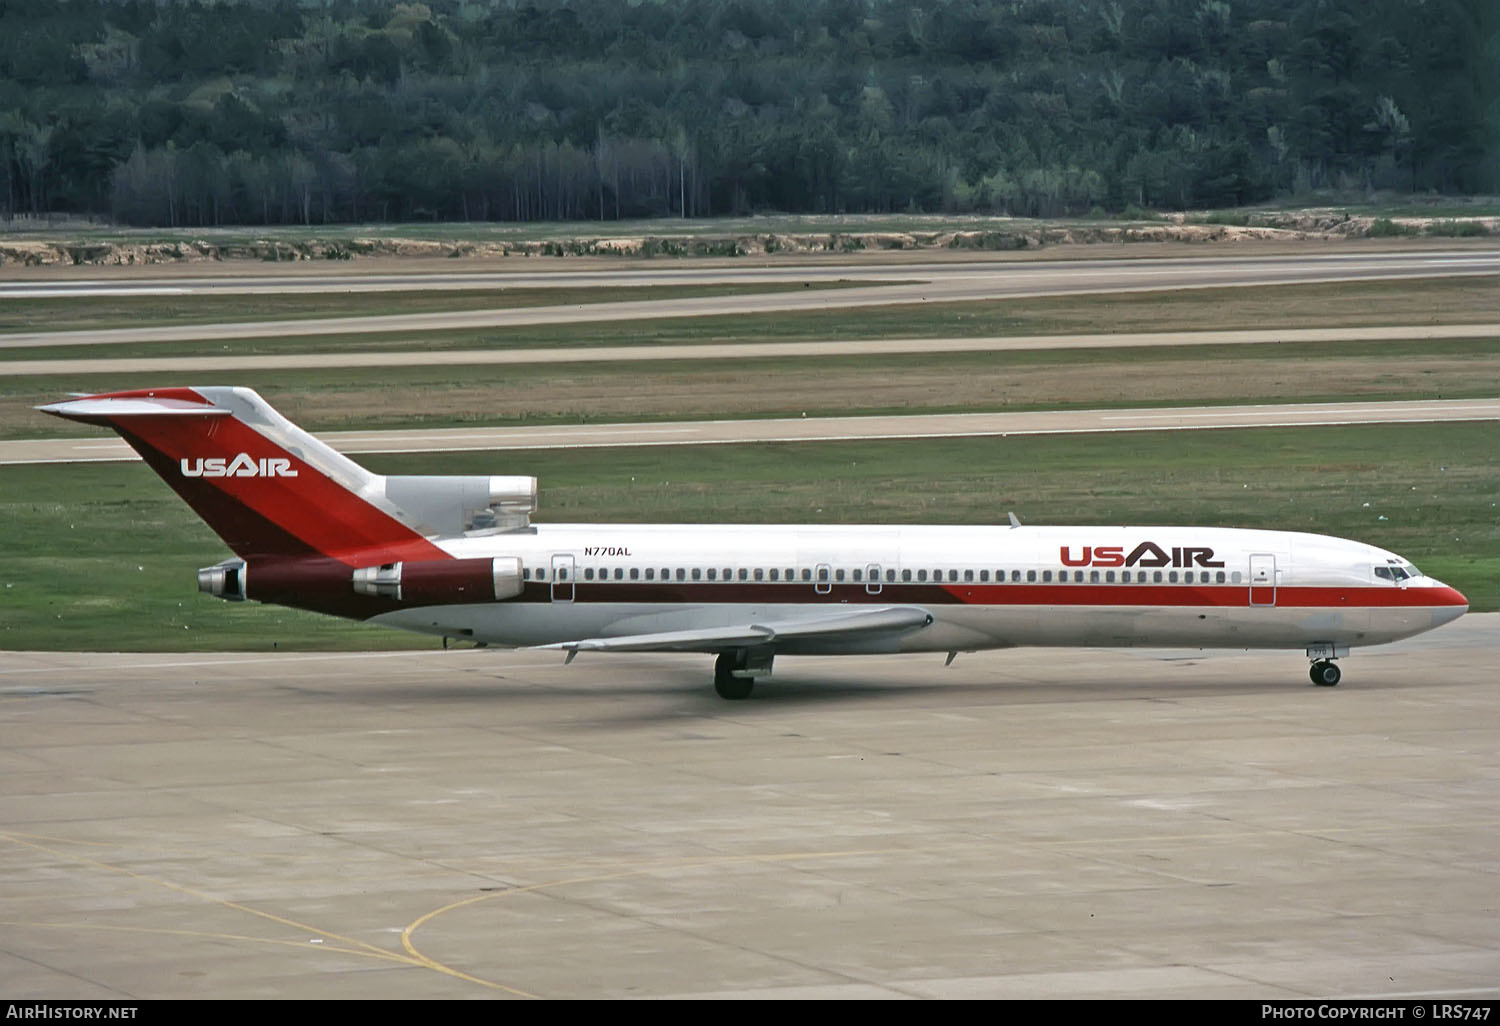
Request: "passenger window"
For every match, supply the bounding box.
[537,569,546,581]
[886,569,896,582]
[706,568,716,581]
[739,568,749,581]
[801,568,812,582]
[1216,571,1225,583]
[768,568,778,581]
[1042,570,1052,583]
[1074,571,1084,583]
[615,568,624,580]
[1153,571,1163,583]
[949,570,959,582]
[834,569,844,582]
[584,568,595,580]
[918,570,928,582]
[979,570,988,582]
[692,568,702,581]
[902,569,912,582]
[853,569,862,582]
[675,568,685,582]
[522,568,530,580]
[645,568,655,580]
[754,568,764,581]
[1013,570,1022,582]
[1169,571,1178,583]
[1090,570,1100,583]
[1027,570,1036,582]
[1105,570,1115,583]
[723,567,732,580]
[630,568,639,580]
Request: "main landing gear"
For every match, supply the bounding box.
[713,647,773,700]
[1309,660,1342,687]
[714,652,754,699]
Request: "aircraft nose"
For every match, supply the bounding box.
[1429,582,1468,627]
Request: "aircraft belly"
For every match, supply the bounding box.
[370,601,674,645]
[370,598,1456,653]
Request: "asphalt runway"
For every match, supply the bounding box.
[6,398,1498,465]
[2,615,1496,999]
[3,249,1497,348]
[6,322,1497,378]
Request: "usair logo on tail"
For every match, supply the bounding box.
[180,454,298,478]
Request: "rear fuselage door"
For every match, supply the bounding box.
[551,553,575,603]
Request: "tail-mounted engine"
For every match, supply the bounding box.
[197,558,247,601]
[351,556,523,604]
[382,475,537,536]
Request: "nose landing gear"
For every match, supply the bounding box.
[1309,660,1342,687]
[1306,643,1346,687]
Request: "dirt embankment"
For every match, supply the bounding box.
[1,212,1494,267]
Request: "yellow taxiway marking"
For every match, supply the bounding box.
[0,830,520,991]
[400,847,903,997]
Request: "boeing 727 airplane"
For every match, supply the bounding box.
[42,387,1468,698]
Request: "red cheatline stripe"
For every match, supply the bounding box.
[939,583,1467,608]
[506,581,1467,609]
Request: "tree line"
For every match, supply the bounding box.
[1,0,1495,228]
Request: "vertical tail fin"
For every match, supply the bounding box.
[40,387,448,564]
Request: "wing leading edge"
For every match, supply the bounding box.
[539,605,934,656]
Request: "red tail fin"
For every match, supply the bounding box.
[41,387,447,565]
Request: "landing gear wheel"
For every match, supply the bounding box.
[1310,660,1341,687]
[714,652,754,700]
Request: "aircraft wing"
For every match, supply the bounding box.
[539,605,933,655]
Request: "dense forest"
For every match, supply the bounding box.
[1,0,1496,227]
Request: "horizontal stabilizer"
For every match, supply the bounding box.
[540,605,933,654]
[39,395,232,419]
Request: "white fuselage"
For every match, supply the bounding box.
[368,524,1468,654]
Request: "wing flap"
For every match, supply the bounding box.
[540,605,933,654]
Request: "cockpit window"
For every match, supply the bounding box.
[1374,566,1393,581]
[1376,563,1418,582]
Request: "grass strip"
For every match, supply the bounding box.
[5,335,1496,440]
[0,280,872,334]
